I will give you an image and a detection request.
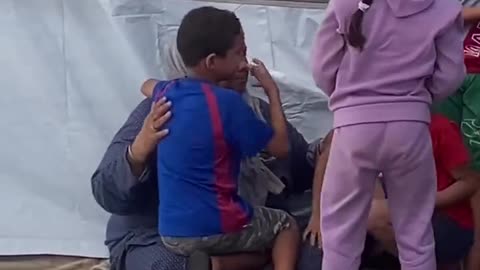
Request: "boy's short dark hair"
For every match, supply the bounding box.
[176,6,242,67]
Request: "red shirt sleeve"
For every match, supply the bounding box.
[430,115,470,172]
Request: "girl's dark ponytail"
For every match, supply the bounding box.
[346,0,373,50]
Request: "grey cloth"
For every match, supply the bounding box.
[238,95,285,206]
[255,99,318,195]
[238,158,285,206]
[91,98,321,270]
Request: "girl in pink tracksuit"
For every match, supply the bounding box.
[311,0,466,269]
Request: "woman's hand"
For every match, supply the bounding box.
[130,97,172,166]
[249,58,278,95]
[303,214,322,248]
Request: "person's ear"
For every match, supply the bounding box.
[205,53,216,70]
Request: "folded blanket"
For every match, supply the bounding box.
[238,157,285,206]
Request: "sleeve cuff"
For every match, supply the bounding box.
[124,145,152,185]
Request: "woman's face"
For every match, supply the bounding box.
[219,57,249,93]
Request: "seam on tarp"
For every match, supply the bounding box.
[193,0,327,9]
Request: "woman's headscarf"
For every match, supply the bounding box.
[163,40,188,80]
[161,40,285,206]
[163,40,264,120]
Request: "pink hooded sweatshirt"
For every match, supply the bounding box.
[312,0,466,128]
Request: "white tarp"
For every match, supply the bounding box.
[0,0,330,257]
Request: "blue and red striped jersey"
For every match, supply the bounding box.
[154,78,273,237]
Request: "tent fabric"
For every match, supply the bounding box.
[0,0,330,257]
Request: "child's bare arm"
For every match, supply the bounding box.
[311,131,333,217]
[302,131,332,247]
[141,79,159,98]
[250,59,289,158]
[436,166,480,208]
[464,7,480,23]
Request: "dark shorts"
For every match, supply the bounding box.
[162,206,292,256]
[433,214,474,264]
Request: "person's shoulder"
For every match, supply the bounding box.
[430,114,462,143]
[127,98,153,124]
[209,85,244,103]
[434,0,462,9]
[431,0,462,27]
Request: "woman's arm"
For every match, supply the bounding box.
[91,98,171,215]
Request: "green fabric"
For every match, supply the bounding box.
[433,74,480,170]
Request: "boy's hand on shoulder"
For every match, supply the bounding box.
[249,58,278,95]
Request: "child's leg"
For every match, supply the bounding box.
[210,253,269,270]
[367,198,398,256]
[165,207,299,270]
[320,124,384,270]
[382,121,436,270]
[245,207,300,270]
[271,215,299,270]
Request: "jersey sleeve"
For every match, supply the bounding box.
[432,116,470,172]
[152,80,170,102]
[224,94,273,158]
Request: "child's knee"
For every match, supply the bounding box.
[286,215,299,232]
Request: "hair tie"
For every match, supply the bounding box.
[358,1,370,12]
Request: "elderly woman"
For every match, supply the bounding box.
[91,42,322,270]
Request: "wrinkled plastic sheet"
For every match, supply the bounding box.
[0,0,330,257]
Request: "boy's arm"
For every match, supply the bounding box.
[464,7,480,23]
[311,2,345,96]
[141,79,159,98]
[224,93,275,160]
[250,59,289,158]
[428,10,466,101]
[436,167,479,208]
[435,116,480,208]
[263,83,288,158]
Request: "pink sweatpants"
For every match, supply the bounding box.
[321,121,437,270]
